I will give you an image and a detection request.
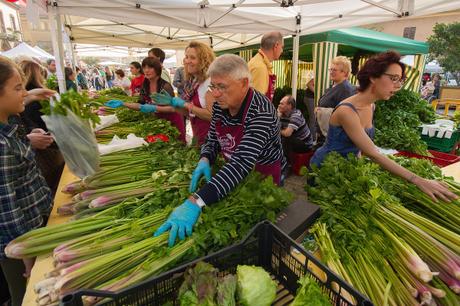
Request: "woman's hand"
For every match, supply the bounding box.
[413,177,458,202]
[25,88,56,105]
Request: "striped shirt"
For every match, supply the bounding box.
[281,109,313,147]
[0,123,52,259]
[197,89,284,205]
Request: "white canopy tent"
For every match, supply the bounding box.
[40,0,460,50]
[34,46,55,59]
[98,60,127,66]
[31,0,460,93]
[2,42,54,60]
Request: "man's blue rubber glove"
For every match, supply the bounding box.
[140,104,157,113]
[151,92,186,108]
[154,199,202,247]
[189,159,211,193]
[104,100,124,108]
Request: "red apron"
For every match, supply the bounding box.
[266,73,276,102]
[155,112,186,143]
[143,90,186,143]
[215,89,281,185]
[190,92,211,146]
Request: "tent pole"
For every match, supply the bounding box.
[48,6,66,93]
[291,15,301,98]
[70,42,79,87]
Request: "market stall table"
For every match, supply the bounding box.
[22,167,78,306]
[22,161,460,305]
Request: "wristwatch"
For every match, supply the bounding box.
[192,193,206,208]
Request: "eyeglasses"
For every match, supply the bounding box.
[328,68,342,73]
[208,83,229,93]
[383,73,406,85]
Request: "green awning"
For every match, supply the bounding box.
[217,27,429,61]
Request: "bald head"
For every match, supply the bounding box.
[261,32,283,50]
[260,32,284,61]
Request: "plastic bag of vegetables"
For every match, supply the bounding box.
[42,95,99,178]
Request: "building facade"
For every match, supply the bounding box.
[0,1,22,51]
[364,10,460,41]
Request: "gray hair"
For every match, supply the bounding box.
[284,95,296,109]
[207,54,251,81]
[261,32,283,50]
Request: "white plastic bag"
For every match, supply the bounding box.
[42,99,99,178]
[95,114,119,132]
[98,133,147,156]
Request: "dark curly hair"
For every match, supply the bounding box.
[357,51,405,92]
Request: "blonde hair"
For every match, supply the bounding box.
[332,56,351,76]
[185,41,215,83]
[18,60,45,89]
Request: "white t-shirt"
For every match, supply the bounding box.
[197,78,210,108]
[113,77,132,95]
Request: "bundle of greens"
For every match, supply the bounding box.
[95,118,179,144]
[59,142,199,216]
[290,275,332,306]
[374,89,436,155]
[40,90,100,127]
[454,111,460,128]
[46,74,58,91]
[7,172,292,305]
[88,88,139,107]
[97,87,128,96]
[306,153,460,306]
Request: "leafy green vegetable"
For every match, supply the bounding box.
[374,89,436,155]
[40,90,100,127]
[95,117,180,144]
[179,262,218,306]
[453,111,460,128]
[306,153,460,305]
[237,265,276,306]
[46,74,58,91]
[217,275,237,306]
[290,275,332,306]
[97,87,128,96]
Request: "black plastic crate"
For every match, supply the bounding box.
[61,221,373,306]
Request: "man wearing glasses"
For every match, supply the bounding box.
[154,54,285,247]
[316,56,355,144]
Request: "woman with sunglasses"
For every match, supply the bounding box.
[310,51,457,202]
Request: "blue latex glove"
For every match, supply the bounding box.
[151,92,186,108]
[104,100,124,108]
[189,159,211,193]
[154,199,202,247]
[140,104,157,113]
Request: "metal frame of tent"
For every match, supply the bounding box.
[28,0,460,93]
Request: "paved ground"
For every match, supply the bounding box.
[283,174,309,201]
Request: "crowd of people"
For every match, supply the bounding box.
[1,32,459,306]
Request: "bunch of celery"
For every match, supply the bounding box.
[60,143,199,216]
[12,173,291,305]
[307,153,460,306]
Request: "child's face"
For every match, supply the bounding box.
[0,70,27,117]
